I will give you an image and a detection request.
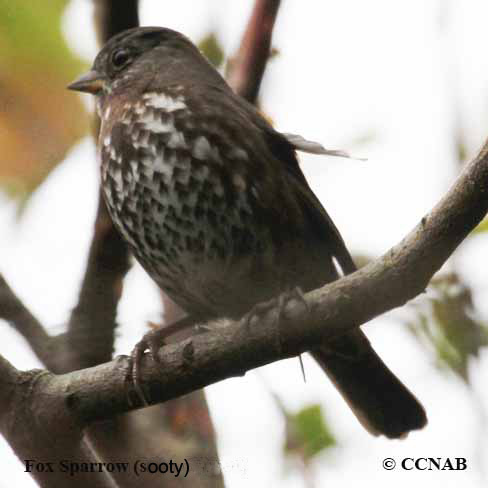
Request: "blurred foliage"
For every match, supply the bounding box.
[456,139,468,164]
[471,218,488,236]
[0,0,88,201]
[407,273,488,382]
[198,32,224,69]
[258,375,335,469]
[284,404,336,463]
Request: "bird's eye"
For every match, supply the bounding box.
[111,49,131,68]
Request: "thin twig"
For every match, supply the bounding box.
[0,275,54,367]
[93,0,140,44]
[227,0,282,103]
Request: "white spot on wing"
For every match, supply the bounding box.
[141,164,154,181]
[176,168,190,185]
[167,131,186,149]
[153,153,173,181]
[139,111,175,134]
[134,103,145,115]
[143,92,187,112]
[228,147,248,160]
[112,166,123,189]
[232,174,246,192]
[214,185,224,197]
[209,173,224,197]
[129,161,140,183]
[192,136,211,160]
[193,164,209,182]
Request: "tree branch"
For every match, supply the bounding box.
[64,190,131,372]
[36,134,487,424]
[0,357,116,488]
[4,1,484,482]
[227,0,282,102]
[3,134,487,427]
[93,0,140,45]
[0,275,53,366]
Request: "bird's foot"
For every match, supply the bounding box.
[127,316,197,406]
[127,326,170,406]
[241,287,309,330]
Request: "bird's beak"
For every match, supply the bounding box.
[67,70,105,94]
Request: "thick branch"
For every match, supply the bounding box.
[0,358,116,488]
[0,355,18,420]
[44,135,488,423]
[3,3,485,482]
[227,0,281,102]
[2,78,487,486]
[5,136,487,425]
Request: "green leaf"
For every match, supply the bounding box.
[471,219,488,235]
[285,404,336,462]
[456,140,467,163]
[408,273,488,382]
[0,0,89,200]
[198,32,224,69]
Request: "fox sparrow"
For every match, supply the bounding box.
[69,26,426,438]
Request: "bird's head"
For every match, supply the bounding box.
[68,26,206,97]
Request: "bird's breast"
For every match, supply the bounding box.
[99,91,266,291]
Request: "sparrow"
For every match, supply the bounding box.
[68,26,427,438]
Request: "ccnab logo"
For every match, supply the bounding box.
[401,458,467,471]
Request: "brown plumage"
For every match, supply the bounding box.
[69,26,427,438]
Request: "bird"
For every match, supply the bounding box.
[68,26,427,438]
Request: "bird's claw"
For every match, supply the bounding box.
[127,327,170,406]
[125,316,199,407]
[241,287,309,329]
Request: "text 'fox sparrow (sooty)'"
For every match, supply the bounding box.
[69,26,427,438]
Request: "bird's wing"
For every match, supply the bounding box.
[182,85,358,275]
[262,126,357,275]
[282,133,364,160]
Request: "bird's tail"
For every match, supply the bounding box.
[311,330,427,439]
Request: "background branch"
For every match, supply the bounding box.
[64,190,131,371]
[0,275,53,366]
[227,0,281,102]
[93,0,140,44]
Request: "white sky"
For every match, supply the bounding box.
[1,1,488,487]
